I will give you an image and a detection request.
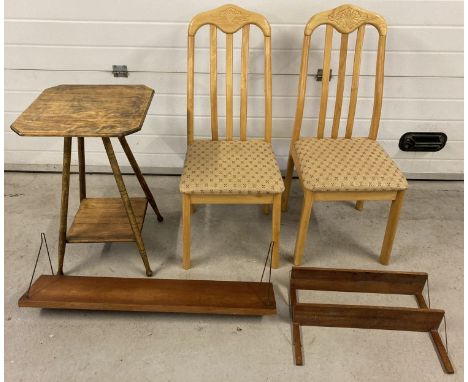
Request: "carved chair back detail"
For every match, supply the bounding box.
[292,4,387,143]
[187,4,272,143]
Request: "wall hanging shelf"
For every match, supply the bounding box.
[19,275,276,316]
[290,267,453,374]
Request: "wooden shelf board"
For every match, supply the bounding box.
[67,197,147,243]
[18,275,277,316]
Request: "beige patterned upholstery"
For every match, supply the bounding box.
[180,140,285,195]
[293,137,407,192]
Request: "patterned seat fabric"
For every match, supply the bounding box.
[293,137,408,192]
[180,140,285,195]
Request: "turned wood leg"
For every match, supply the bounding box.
[182,194,191,270]
[118,136,163,222]
[78,137,86,201]
[380,190,405,265]
[282,154,294,212]
[102,137,152,277]
[293,190,314,266]
[271,194,281,269]
[355,200,364,211]
[57,137,72,275]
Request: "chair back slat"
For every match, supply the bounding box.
[345,25,365,138]
[264,35,272,142]
[291,35,311,143]
[240,25,250,140]
[187,4,271,142]
[187,35,195,144]
[225,33,234,140]
[292,4,387,141]
[369,34,386,140]
[331,33,348,138]
[210,25,219,140]
[317,25,333,139]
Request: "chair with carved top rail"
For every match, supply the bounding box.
[282,4,408,266]
[179,4,284,269]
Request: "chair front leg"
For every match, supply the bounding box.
[282,154,295,212]
[182,194,192,269]
[293,190,314,266]
[271,194,281,268]
[380,190,405,265]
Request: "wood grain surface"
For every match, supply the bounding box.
[11,85,154,137]
[67,197,147,243]
[19,275,277,316]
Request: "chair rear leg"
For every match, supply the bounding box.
[355,200,364,211]
[271,194,281,268]
[293,190,314,265]
[282,154,295,212]
[380,190,405,265]
[182,194,192,269]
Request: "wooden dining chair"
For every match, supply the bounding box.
[283,4,408,266]
[179,4,284,269]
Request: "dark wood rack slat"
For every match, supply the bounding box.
[291,267,428,295]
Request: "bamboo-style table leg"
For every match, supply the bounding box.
[102,137,153,277]
[118,136,164,222]
[57,137,72,275]
[78,137,86,201]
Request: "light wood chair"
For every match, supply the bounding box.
[283,4,408,266]
[180,4,284,269]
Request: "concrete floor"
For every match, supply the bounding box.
[4,172,464,381]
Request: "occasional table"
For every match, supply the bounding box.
[11,85,163,277]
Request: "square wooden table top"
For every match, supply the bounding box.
[10,85,154,137]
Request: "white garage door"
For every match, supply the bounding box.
[4,0,464,179]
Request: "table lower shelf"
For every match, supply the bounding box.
[67,197,148,243]
[18,275,277,316]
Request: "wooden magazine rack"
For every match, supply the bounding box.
[290,267,454,374]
